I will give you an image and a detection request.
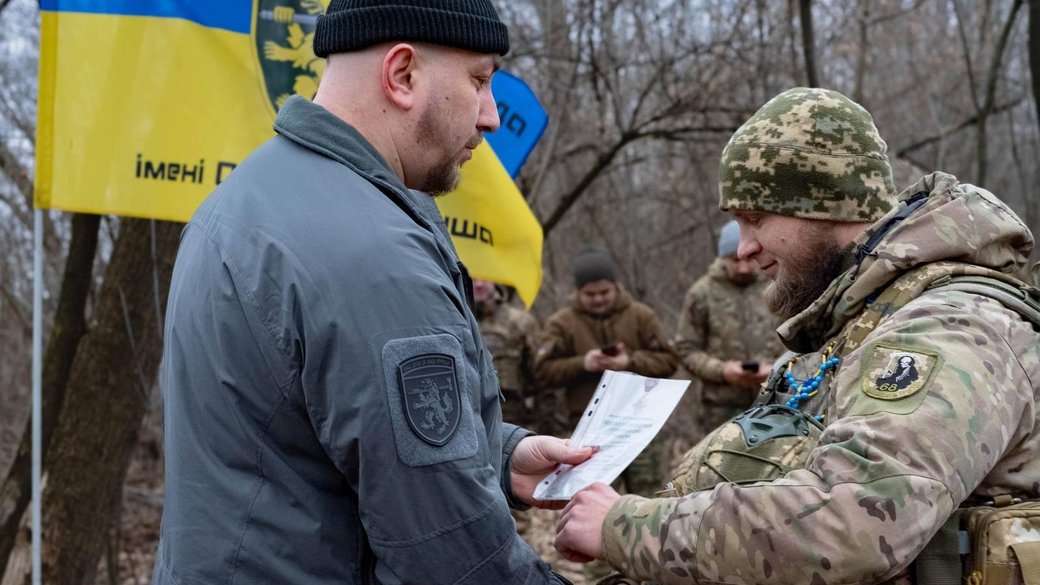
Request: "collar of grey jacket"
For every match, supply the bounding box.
[273,95,448,242]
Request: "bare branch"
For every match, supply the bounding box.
[799,0,819,87]
[952,0,982,111]
[893,98,1024,158]
[540,123,739,237]
[867,0,929,26]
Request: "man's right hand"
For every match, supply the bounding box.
[722,360,768,386]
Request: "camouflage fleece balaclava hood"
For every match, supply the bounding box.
[719,87,897,222]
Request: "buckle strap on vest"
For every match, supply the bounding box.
[857,191,930,263]
[915,510,963,585]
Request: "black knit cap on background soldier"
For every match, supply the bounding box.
[152,1,592,584]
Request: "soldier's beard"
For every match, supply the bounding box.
[764,226,851,322]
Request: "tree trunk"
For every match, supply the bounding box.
[1031,0,1040,133]
[976,0,1024,185]
[852,1,871,103]
[37,218,181,585]
[0,213,100,577]
[799,0,819,87]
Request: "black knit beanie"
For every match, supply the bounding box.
[572,245,616,289]
[314,0,510,58]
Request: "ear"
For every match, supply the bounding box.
[381,43,421,111]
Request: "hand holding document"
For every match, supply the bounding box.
[534,371,689,500]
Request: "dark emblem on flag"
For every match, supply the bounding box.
[254,0,329,115]
[398,354,461,446]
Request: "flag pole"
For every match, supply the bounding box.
[32,208,42,585]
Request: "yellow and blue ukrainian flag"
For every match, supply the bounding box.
[36,0,546,306]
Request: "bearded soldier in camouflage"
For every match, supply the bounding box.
[675,219,784,441]
[554,87,1040,585]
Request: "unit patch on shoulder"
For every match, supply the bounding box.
[398,354,461,446]
[860,344,942,401]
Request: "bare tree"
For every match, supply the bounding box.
[1032,0,1040,131]
[953,0,1025,185]
[798,0,819,86]
[0,1,1037,582]
[0,213,100,579]
[37,218,180,584]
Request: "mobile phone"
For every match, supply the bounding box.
[601,344,620,357]
[741,361,759,372]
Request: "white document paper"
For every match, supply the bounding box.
[533,371,690,501]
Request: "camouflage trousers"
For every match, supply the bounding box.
[620,434,668,497]
[590,567,916,585]
[501,388,536,429]
[535,388,571,436]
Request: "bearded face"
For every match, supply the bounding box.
[762,223,849,321]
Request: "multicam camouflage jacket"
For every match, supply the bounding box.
[475,289,541,426]
[600,172,1040,585]
[674,259,784,408]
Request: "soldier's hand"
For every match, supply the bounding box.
[555,482,619,562]
[722,360,767,386]
[584,349,609,372]
[602,343,631,371]
[510,436,595,510]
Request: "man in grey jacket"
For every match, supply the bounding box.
[152,1,591,584]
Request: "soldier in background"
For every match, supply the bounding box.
[674,219,783,442]
[555,87,1040,585]
[472,278,546,545]
[473,279,541,428]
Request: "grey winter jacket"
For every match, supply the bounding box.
[152,96,562,585]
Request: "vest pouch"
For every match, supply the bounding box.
[670,404,823,495]
[964,499,1040,585]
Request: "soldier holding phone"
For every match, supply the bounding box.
[674,220,785,441]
